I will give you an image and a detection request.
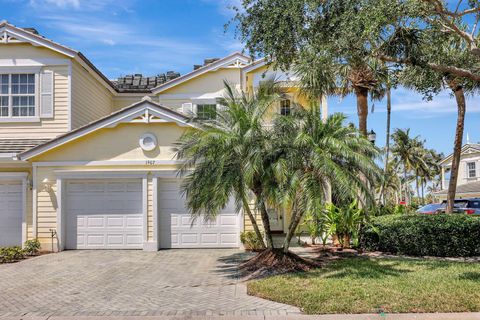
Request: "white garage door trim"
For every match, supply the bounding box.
[56,171,149,251]
[0,172,28,247]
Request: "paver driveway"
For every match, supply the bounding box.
[0,249,300,317]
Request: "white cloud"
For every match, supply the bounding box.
[201,0,243,17]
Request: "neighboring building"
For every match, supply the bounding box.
[435,143,480,200]
[0,21,327,251]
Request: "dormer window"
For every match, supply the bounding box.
[0,73,36,118]
[280,99,291,116]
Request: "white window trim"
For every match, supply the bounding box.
[0,69,40,122]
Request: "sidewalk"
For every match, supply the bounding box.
[2,313,480,320]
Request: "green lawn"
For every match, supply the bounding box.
[247,257,480,314]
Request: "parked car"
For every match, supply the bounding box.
[435,199,480,215]
[416,203,443,214]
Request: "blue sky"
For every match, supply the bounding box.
[1,0,479,155]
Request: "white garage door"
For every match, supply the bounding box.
[0,181,22,247]
[65,180,143,250]
[158,179,240,248]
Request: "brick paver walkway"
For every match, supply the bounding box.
[0,250,300,317]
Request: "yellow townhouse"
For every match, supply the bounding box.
[0,20,327,251]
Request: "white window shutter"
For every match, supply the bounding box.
[464,162,469,179]
[181,102,193,115]
[40,71,54,118]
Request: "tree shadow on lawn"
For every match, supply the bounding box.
[458,272,480,281]
[305,257,414,280]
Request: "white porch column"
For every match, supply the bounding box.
[441,166,445,190]
[56,178,65,251]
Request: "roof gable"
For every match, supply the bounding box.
[440,144,480,165]
[0,20,77,57]
[18,97,194,160]
[152,52,251,94]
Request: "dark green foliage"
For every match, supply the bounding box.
[240,231,264,251]
[0,246,25,263]
[360,214,480,257]
[23,239,41,256]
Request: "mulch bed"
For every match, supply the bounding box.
[239,248,323,280]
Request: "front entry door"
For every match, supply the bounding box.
[267,207,283,232]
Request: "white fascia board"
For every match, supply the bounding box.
[54,170,149,179]
[33,160,184,167]
[19,103,194,161]
[242,58,267,73]
[151,53,251,94]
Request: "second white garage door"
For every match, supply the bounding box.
[0,181,23,247]
[158,179,240,248]
[65,180,143,250]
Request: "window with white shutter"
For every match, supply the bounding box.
[40,71,54,118]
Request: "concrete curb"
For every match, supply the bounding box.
[2,313,480,320]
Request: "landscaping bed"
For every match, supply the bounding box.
[247,256,480,314]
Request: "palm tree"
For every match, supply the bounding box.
[295,50,386,136]
[271,110,382,252]
[391,129,428,205]
[175,80,284,249]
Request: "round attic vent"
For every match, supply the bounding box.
[139,133,157,151]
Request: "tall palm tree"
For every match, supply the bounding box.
[175,80,283,249]
[295,50,385,136]
[391,129,428,205]
[271,110,382,252]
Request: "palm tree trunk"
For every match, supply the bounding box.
[355,87,369,136]
[255,197,274,248]
[242,194,266,249]
[379,87,392,205]
[403,168,409,205]
[421,180,425,204]
[415,172,420,204]
[282,200,301,253]
[446,84,466,214]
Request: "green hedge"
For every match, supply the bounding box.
[360,214,480,257]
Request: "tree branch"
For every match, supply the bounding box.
[423,0,478,52]
[378,54,480,82]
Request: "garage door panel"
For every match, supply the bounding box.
[66,179,143,250]
[158,179,240,249]
[0,180,23,247]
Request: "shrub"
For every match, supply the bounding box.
[23,239,41,256]
[360,214,480,257]
[240,231,264,251]
[0,246,25,263]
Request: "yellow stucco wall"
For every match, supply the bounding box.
[32,122,186,162]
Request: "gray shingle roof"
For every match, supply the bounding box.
[434,181,480,195]
[0,139,50,154]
